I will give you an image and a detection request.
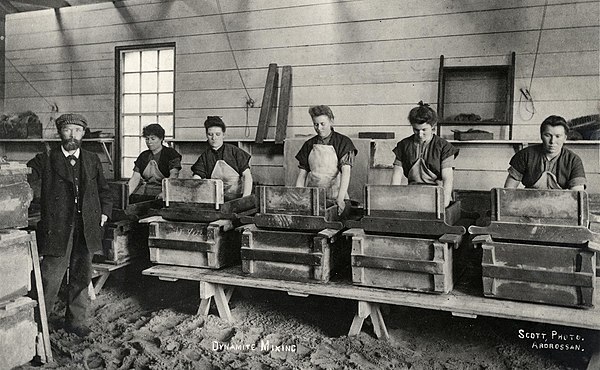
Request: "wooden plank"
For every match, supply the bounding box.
[241,249,322,266]
[28,235,52,363]
[482,264,594,287]
[366,185,444,217]
[353,255,445,274]
[163,178,224,206]
[491,188,588,226]
[252,213,343,231]
[275,65,292,144]
[255,63,278,144]
[360,216,465,237]
[142,264,600,330]
[258,186,326,216]
[468,222,594,245]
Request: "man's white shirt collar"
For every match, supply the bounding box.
[61,146,81,158]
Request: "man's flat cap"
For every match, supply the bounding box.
[55,113,88,130]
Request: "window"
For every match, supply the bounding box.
[117,45,175,178]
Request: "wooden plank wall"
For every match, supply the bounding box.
[2,0,599,190]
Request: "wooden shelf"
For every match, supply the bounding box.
[437,52,515,140]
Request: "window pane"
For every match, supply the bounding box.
[140,137,147,151]
[123,73,140,93]
[141,50,158,71]
[141,115,157,127]
[123,94,139,113]
[159,49,174,70]
[122,157,135,178]
[141,94,158,113]
[141,72,158,93]
[123,51,140,72]
[158,93,173,112]
[123,115,140,135]
[159,115,173,137]
[158,72,173,93]
[123,137,140,157]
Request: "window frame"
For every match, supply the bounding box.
[115,42,176,180]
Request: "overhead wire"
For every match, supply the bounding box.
[5,56,58,132]
[215,0,254,137]
[519,0,549,121]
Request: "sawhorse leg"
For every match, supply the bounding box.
[88,272,110,300]
[197,281,234,323]
[348,301,389,340]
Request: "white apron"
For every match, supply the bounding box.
[133,159,164,197]
[305,144,344,200]
[211,160,243,201]
[531,170,562,190]
[407,141,440,186]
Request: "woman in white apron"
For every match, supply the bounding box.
[128,123,182,200]
[191,116,253,201]
[504,115,586,190]
[295,105,357,216]
[391,101,459,208]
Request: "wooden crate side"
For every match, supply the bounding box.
[350,234,453,293]
[481,241,595,307]
[258,186,326,215]
[492,188,588,226]
[108,180,129,210]
[489,241,593,272]
[243,227,315,253]
[240,227,340,282]
[150,221,211,243]
[0,241,32,304]
[360,234,437,260]
[0,298,37,369]
[163,178,224,206]
[241,260,316,281]
[366,185,443,217]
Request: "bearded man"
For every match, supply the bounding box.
[27,113,112,337]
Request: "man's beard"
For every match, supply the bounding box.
[62,138,81,151]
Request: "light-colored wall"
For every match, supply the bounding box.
[3,0,599,189]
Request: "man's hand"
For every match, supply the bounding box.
[101,214,108,227]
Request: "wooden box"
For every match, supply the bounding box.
[345,229,457,293]
[0,297,38,369]
[108,180,129,210]
[148,219,239,269]
[474,236,595,308]
[252,186,343,231]
[240,224,346,282]
[98,220,148,263]
[359,185,465,237]
[469,188,593,244]
[0,230,32,304]
[160,195,258,223]
[0,163,33,230]
[163,178,224,207]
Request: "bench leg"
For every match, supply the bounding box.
[198,282,234,323]
[348,301,389,340]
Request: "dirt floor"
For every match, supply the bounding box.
[17,262,597,370]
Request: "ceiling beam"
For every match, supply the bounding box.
[0,1,19,13]
[11,0,71,8]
